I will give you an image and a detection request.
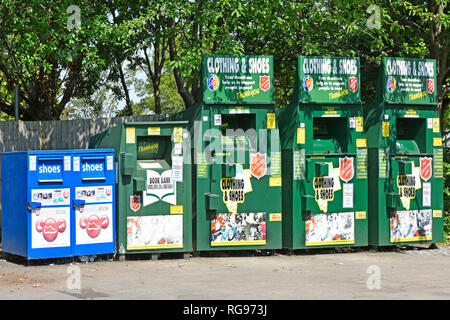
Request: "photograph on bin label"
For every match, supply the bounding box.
[75,186,113,204]
[127,215,183,249]
[32,188,70,206]
[390,210,432,242]
[32,207,71,248]
[76,203,113,245]
[211,212,266,246]
[305,212,355,246]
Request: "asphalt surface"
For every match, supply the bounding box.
[0,246,449,300]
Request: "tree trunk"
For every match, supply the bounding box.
[118,63,133,116]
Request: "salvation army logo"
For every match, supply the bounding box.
[207,74,219,92]
[427,79,434,94]
[348,77,358,93]
[339,157,354,183]
[259,76,270,92]
[387,76,396,93]
[250,152,267,179]
[130,195,141,212]
[420,157,432,181]
[303,75,314,92]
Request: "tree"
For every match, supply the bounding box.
[0,1,140,120]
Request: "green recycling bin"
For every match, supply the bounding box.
[366,57,444,246]
[89,121,192,259]
[170,55,282,252]
[278,56,368,249]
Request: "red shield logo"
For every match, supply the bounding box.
[130,195,141,212]
[427,79,434,94]
[339,157,354,183]
[349,77,358,93]
[259,76,270,92]
[250,153,267,179]
[420,157,432,181]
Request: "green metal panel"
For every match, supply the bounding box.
[278,56,368,250]
[169,55,282,251]
[366,57,443,246]
[89,121,193,255]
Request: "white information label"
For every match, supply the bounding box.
[349,117,356,129]
[73,157,80,171]
[107,156,114,170]
[423,182,431,207]
[29,156,36,171]
[174,143,182,155]
[172,156,184,182]
[343,183,354,208]
[214,114,222,126]
[64,156,71,171]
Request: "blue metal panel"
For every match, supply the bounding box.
[71,150,116,256]
[26,151,73,259]
[1,152,28,257]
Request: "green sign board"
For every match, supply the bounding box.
[380,57,437,105]
[296,56,361,104]
[202,55,274,104]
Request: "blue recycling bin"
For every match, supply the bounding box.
[1,150,115,260]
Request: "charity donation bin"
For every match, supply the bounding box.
[89,121,192,260]
[1,149,115,260]
[169,55,282,252]
[71,150,116,256]
[277,56,368,249]
[366,57,444,246]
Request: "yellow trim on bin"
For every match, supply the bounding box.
[211,240,266,247]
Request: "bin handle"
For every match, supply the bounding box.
[81,177,106,181]
[38,179,63,183]
[37,157,62,161]
[80,156,105,160]
[73,199,85,208]
[28,202,41,211]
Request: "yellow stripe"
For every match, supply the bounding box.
[127,243,184,250]
[210,240,266,247]
[390,236,432,243]
[306,240,355,246]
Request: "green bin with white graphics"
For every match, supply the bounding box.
[366,57,444,246]
[278,56,368,249]
[169,55,283,252]
[89,121,192,259]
